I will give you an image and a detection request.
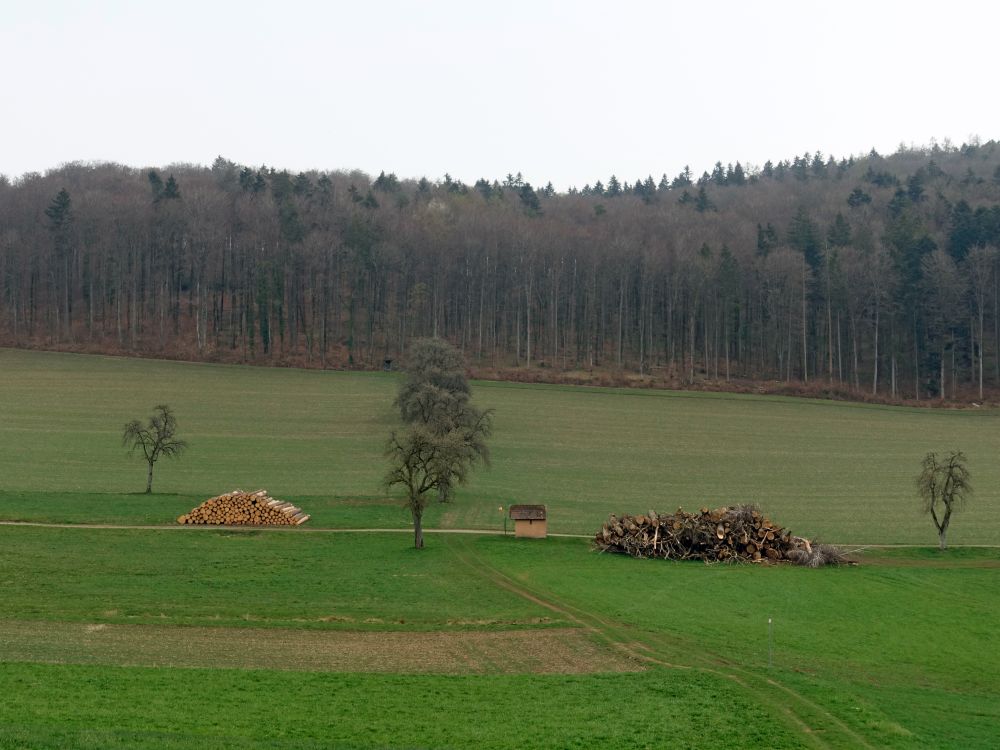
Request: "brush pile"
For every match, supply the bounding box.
[177,490,310,526]
[594,505,849,566]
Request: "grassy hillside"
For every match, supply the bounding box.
[1,527,997,748]
[2,348,998,543]
[3,349,999,748]
[0,664,804,750]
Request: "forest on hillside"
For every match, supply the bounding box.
[2,140,1000,401]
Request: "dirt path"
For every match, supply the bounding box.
[444,534,877,750]
[0,620,639,675]
[2,521,995,549]
[0,520,590,537]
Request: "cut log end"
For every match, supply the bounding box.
[180,490,310,527]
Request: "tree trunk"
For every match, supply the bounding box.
[412,507,424,549]
[617,275,624,368]
[478,255,486,361]
[851,317,859,391]
[979,308,984,401]
[837,311,843,382]
[872,299,879,395]
[724,298,731,381]
[827,290,834,383]
[994,265,999,385]
[703,300,710,380]
[688,302,696,383]
[146,461,154,494]
[801,256,807,382]
[526,275,532,368]
[951,336,956,399]
[941,346,946,401]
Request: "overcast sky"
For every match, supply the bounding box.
[2,0,997,190]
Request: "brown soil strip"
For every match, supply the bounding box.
[0,620,641,675]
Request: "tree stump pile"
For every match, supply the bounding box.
[177,490,310,526]
[594,505,847,565]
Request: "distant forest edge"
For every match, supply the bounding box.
[2,140,1000,403]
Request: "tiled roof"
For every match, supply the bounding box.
[509,504,546,520]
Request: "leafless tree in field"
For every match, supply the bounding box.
[917,450,971,550]
[122,404,187,493]
[386,338,491,548]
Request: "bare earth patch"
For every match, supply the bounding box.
[0,620,642,675]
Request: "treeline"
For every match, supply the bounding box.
[2,140,1000,400]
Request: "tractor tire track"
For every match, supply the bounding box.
[446,535,876,750]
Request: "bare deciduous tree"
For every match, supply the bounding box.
[396,337,491,502]
[122,404,187,493]
[395,337,470,424]
[384,416,491,549]
[386,339,492,548]
[916,450,971,550]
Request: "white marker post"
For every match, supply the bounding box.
[768,617,773,668]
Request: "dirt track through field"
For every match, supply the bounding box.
[0,520,591,537]
[0,620,641,675]
[3,522,997,549]
[443,535,877,750]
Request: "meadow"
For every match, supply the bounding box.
[1,348,998,749]
[2,348,999,542]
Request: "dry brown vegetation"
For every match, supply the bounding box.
[0,620,640,675]
[595,505,852,566]
[470,365,1000,407]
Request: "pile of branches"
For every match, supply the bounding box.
[177,490,310,526]
[594,505,850,566]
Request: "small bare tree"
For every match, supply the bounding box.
[395,337,490,504]
[384,414,491,549]
[917,451,971,550]
[122,404,187,493]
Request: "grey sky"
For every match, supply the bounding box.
[2,0,997,190]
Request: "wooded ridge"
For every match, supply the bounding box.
[2,140,1000,401]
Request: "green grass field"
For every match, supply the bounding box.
[0,664,802,750]
[2,348,999,543]
[1,349,998,749]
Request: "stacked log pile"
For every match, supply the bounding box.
[178,490,310,526]
[594,505,847,565]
